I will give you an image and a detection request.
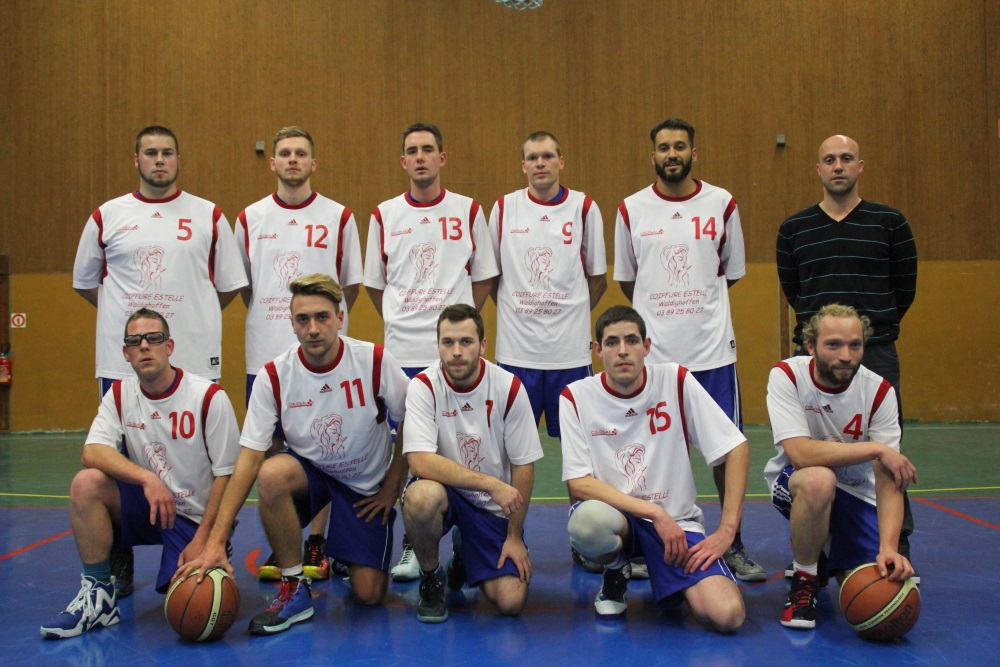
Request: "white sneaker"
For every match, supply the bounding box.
[594,563,631,618]
[40,575,120,639]
[629,558,649,580]
[391,544,420,582]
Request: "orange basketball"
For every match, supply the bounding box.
[164,568,241,642]
[839,562,920,641]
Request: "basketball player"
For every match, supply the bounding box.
[72,126,247,597]
[776,134,918,565]
[559,306,748,631]
[765,303,916,630]
[178,274,409,635]
[400,305,542,622]
[613,118,763,582]
[236,126,364,582]
[40,309,241,639]
[364,123,499,581]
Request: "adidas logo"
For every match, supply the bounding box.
[540,215,550,222]
[288,219,298,226]
[822,404,833,413]
[625,408,638,417]
[151,411,162,420]
[151,212,162,219]
[461,402,474,412]
[320,384,332,393]
[420,216,431,224]
[671,212,683,219]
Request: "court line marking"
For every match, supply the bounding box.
[914,498,1000,531]
[0,529,73,562]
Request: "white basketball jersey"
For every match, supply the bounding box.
[764,356,900,505]
[489,187,607,369]
[86,369,240,523]
[236,192,363,374]
[363,190,499,367]
[402,359,544,517]
[73,191,248,379]
[241,336,408,496]
[613,181,746,370]
[560,363,745,532]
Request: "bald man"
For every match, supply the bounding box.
[776,135,918,569]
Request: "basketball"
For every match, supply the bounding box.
[839,563,920,641]
[164,568,241,642]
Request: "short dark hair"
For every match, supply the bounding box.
[125,308,170,339]
[437,304,485,342]
[522,130,562,157]
[650,117,695,147]
[135,126,178,155]
[595,305,646,343]
[402,123,443,152]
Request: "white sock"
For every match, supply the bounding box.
[281,564,305,579]
[793,560,818,576]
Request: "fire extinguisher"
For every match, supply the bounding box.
[0,342,11,385]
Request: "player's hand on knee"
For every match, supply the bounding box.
[652,513,687,567]
[490,482,523,517]
[877,449,918,491]
[142,476,177,529]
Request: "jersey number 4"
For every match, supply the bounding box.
[843,414,863,440]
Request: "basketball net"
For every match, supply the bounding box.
[494,0,543,10]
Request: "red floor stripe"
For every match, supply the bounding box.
[915,498,1000,530]
[0,529,73,561]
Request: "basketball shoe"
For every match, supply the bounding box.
[249,576,314,635]
[40,575,120,639]
[571,547,604,574]
[595,562,631,618]
[302,535,330,580]
[391,539,420,582]
[417,567,448,623]
[781,570,820,629]
[258,553,280,581]
[110,548,134,598]
[724,542,766,582]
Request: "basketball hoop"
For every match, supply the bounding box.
[494,0,543,10]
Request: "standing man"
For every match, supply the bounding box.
[236,126,364,581]
[560,306,748,631]
[180,274,409,635]
[41,309,240,639]
[776,134,918,563]
[613,118,763,581]
[765,304,916,629]
[365,123,499,580]
[400,305,543,623]
[72,125,248,596]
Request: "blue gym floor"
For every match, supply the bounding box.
[3,426,999,666]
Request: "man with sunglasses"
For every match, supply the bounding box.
[41,309,240,639]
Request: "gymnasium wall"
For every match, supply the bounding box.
[1,1,998,430]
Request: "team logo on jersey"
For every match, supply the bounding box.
[540,215,550,222]
[511,227,530,234]
[126,420,146,430]
[287,219,298,226]
[320,384,332,393]
[409,242,438,284]
[257,233,278,240]
[118,224,140,231]
[143,441,174,487]
[615,443,647,493]
[289,399,314,408]
[461,402,474,412]
[420,216,431,225]
[660,244,692,287]
[458,432,485,471]
[804,405,822,414]
[210,357,219,367]
[442,409,458,417]
[640,229,663,237]
[151,411,161,420]
[151,212,163,219]
[133,245,166,290]
[823,404,833,413]
[311,413,348,459]
[274,251,302,288]
[671,212,683,220]
[625,408,638,417]
[590,428,618,436]
[525,247,553,290]
[391,228,413,237]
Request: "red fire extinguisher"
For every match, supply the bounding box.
[0,342,11,385]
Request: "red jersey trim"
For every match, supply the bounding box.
[650,180,703,202]
[336,208,352,281]
[112,380,123,422]
[208,206,221,284]
[416,372,435,411]
[271,192,318,210]
[237,210,250,257]
[600,367,647,399]
[560,386,579,418]
[132,190,183,204]
[141,367,184,400]
[503,376,522,419]
[809,358,850,394]
[775,361,796,386]
[93,209,108,281]
[297,340,345,374]
[265,361,282,433]
[372,344,387,424]
[526,186,568,206]
[373,208,388,268]
[405,189,447,208]
[443,358,486,394]
[495,196,505,268]
[869,379,894,427]
[201,383,223,461]
[677,366,691,452]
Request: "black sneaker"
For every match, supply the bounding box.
[781,570,820,629]
[594,563,631,618]
[446,548,466,591]
[417,568,448,623]
[110,548,134,598]
[302,535,330,580]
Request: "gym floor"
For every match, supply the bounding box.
[3,423,998,666]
